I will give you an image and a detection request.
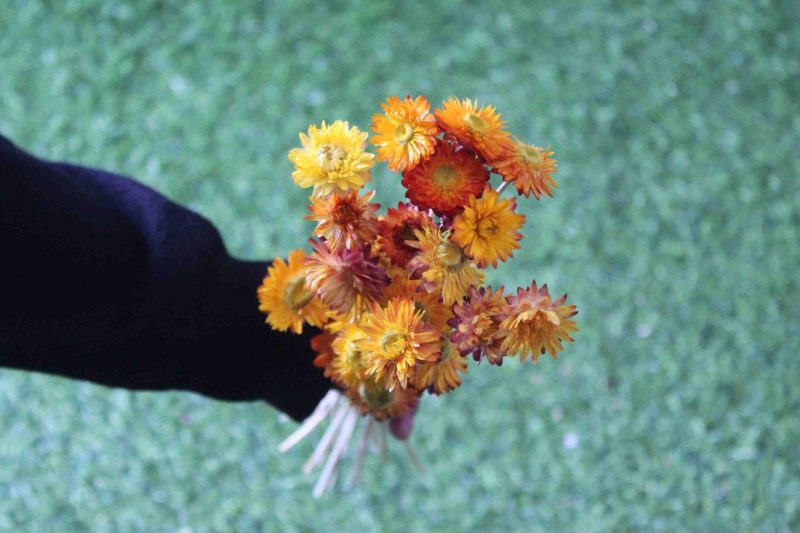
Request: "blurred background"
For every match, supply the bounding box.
[1,0,798,530]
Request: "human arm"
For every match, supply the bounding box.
[0,134,329,421]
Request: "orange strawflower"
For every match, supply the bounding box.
[330,323,369,389]
[414,337,468,395]
[257,249,328,334]
[371,95,440,172]
[452,187,525,268]
[306,189,380,251]
[382,265,422,301]
[449,285,508,365]
[377,202,434,267]
[408,225,484,306]
[492,140,557,199]
[383,267,452,333]
[435,98,511,161]
[310,331,336,380]
[402,140,489,217]
[358,297,442,390]
[499,281,579,362]
[306,239,389,313]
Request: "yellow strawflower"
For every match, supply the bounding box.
[288,120,374,196]
[452,187,525,268]
[415,337,468,394]
[257,249,328,334]
[359,297,441,390]
[408,225,484,306]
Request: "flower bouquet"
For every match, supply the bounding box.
[258,96,578,496]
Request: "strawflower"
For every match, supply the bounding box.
[435,98,511,161]
[310,331,336,375]
[449,285,508,365]
[408,225,484,305]
[383,268,452,333]
[330,323,369,389]
[377,202,434,267]
[371,95,439,172]
[452,187,525,268]
[288,120,374,196]
[306,239,389,313]
[358,297,442,390]
[257,249,328,334]
[492,140,557,199]
[346,377,421,421]
[306,189,380,251]
[415,337,468,394]
[401,140,489,217]
[499,281,579,362]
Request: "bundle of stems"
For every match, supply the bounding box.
[278,390,424,498]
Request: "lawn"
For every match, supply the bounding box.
[1,0,798,530]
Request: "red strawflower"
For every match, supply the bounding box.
[377,202,434,267]
[401,140,489,217]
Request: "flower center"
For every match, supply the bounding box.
[435,241,466,270]
[283,276,313,311]
[472,313,494,337]
[433,164,460,190]
[332,198,359,225]
[465,113,487,134]
[344,344,366,372]
[519,145,543,166]
[393,121,415,144]
[398,223,418,243]
[318,144,346,171]
[477,216,499,237]
[380,331,408,360]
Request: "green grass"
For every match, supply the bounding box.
[1,0,799,530]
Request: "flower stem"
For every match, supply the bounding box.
[495,180,510,194]
[278,389,340,453]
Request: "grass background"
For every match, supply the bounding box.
[1,0,799,530]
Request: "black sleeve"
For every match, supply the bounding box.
[0,134,328,421]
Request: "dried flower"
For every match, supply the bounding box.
[401,140,489,217]
[408,225,484,306]
[306,189,380,251]
[306,239,389,313]
[330,323,369,388]
[449,285,508,365]
[415,337,468,394]
[358,297,442,390]
[435,97,511,161]
[289,120,374,196]
[257,249,327,334]
[346,377,421,421]
[492,140,557,199]
[499,281,579,362]
[377,202,434,267]
[452,187,525,268]
[371,95,439,172]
